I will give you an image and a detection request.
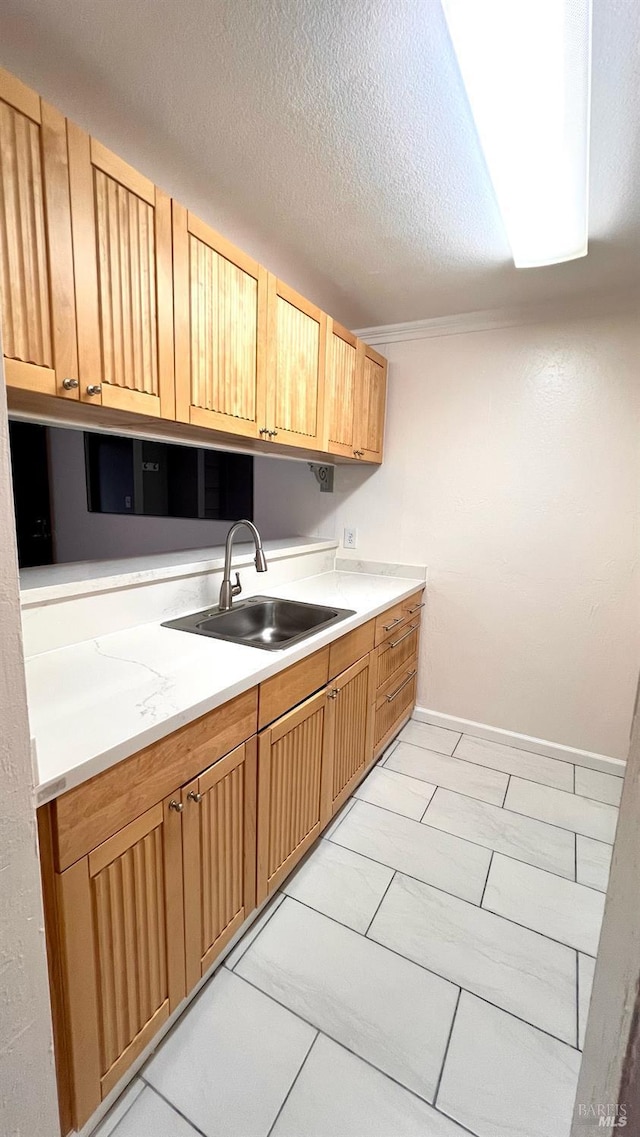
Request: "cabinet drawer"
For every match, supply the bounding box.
[373,658,418,757]
[374,589,424,646]
[258,646,330,730]
[375,621,420,694]
[328,618,375,679]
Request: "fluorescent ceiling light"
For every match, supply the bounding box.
[442,0,592,268]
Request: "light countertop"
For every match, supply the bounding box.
[28,569,424,803]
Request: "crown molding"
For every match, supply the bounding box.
[354,288,640,345]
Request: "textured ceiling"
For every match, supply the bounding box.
[2,0,640,327]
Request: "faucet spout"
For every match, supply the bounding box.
[219,520,268,611]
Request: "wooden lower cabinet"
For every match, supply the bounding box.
[373,659,418,760]
[182,740,257,991]
[55,796,186,1128]
[323,654,376,817]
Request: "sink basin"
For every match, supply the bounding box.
[162,595,356,650]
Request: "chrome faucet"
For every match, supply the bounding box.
[219,520,267,611]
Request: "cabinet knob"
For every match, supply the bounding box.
[269,429,278,437]
[353,449,364,458]
[327,687,339,700]
[259,426,269,435]
[62,377,79,390]
[169,799,184,812]
[86,384,102,396]
[187,790,202,804]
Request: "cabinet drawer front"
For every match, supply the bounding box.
[258,646,329,730]
[374,590,425,647]
[53,688,258,871]
[328,618,375,679]
[373,660,418,755]
[376,622,420,694]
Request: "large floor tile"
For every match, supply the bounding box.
[423,787,575,879]
[94,1080,145,1137]
[578,954,596,1050]
[386,742,508,805]
[106,1087,198,1137]
[144,967,315,1137]
[505,777,618,842]
[354,766,436,819]
[437,993,581,1137]
[398,719,461,755]
[483,854,605,956]
[282,839,393,932]
[271,1034,468,1137]
[453,734,574,791]
[330,799,491,904]
[236,897,459,1103]
[368,872,577,1044]
[575,765,624,807]
[225,894,285,970]
[576,835,613,893]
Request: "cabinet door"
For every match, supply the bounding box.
[266,275,326,450]
[0,68,78,398]
[182,740,257,992]
[174,204,267,439]
[68,125,174,417]
[324,654,376,817]
[56,797,185,1128]
[355,345,387,463]
[257,688,332,902]
[325,318,360,457]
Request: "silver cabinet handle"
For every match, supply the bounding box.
[188,791,202,804]
[386,670,417,703]
[383,615,404,632]
[407,601,425,615]
[86,384,102,396]
[389,623,418,649]
[169,799,184,812]
[62,377,79,390]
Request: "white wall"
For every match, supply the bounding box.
[0,369,59,1134]
[47,427,233,563]
[256,311,640,760]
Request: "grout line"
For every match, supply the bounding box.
[433,988,462,1107]
[419,786,438,823]
[363,870,397,936]
[265,1030,319,1137]
[501,773,511,808]
[94,1082,146,1137]
[350,794,440,826]
[573,763,576,794]
[228,893,285,972]
[479,850,494,908]
[451,733,464,757]
[140,1081,208,1137]
[575,950,580,1050]
[574,832,578,884]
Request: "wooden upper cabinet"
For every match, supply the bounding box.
[67,124,174,417]
[173,204,267,438]
[325,318,361,458]
[0,68,78,399]
[181,739,257,993]
[354,344,387,462]
[266,275,326,450]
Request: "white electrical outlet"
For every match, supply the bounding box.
[343,527,358,550]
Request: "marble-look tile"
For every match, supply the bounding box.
[330,799,491,904]
[225,893,285,970]
[272,1034,468,1137]
[94,1079,146,1137]
[578,954,596,1050]
[483,854,605,956]
[397,719,461,756]
[354,766,436,820]
[386,742,508,806]
[144,967,315,1137]
[282,840,393,932]
[106,1087,198,1137]
[236,897,459,1103]
[505,777,618,843]
[575,766,624,807]
[323,796,355,838]
[423,788,575,879]
[368,873,577,1044]
[437,992,582,1137]
[576,835,613,893]
[453,734,574,791]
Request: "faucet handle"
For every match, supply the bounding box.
[231,572,242,597]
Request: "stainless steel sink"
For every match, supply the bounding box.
[162,595,355,650]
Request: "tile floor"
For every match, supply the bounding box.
[96,720,622,1137]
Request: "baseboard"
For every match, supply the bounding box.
[413,706,626,778]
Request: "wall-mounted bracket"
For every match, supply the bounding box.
[308,463,334,493]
